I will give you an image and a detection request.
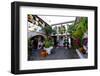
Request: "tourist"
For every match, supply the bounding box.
[38,40,44,50]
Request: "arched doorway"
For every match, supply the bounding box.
[30,35,45,49]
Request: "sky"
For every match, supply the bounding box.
[38,15,76,25]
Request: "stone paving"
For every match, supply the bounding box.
[28,47,80,61]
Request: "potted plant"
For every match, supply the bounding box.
[40,49,48,58]
[68,17,88,49]
[44,37,53,54]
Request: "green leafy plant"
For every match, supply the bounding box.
[58,26,66,34]
[44,37,53,48]
[43,25,53,36]
[52,26,57,35]
[67,17,88,48]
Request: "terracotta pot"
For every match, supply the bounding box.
[79,47,86,54]
[40,50,48,57]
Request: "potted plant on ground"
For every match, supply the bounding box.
[44,37,53,54]
[42,25,54,54]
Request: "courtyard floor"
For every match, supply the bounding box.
[28,47,80,61]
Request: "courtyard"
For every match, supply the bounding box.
[28,14,88,61]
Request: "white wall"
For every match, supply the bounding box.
[0,0,99,76]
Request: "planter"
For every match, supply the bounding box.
[40,50,48,57]
[79,47,86,54]
[44,47,53,54]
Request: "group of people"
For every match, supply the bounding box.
[63,36,71,48]
[31,35,72,51]
[54,36,72,48]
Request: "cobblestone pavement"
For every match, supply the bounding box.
[28,47,80,61]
